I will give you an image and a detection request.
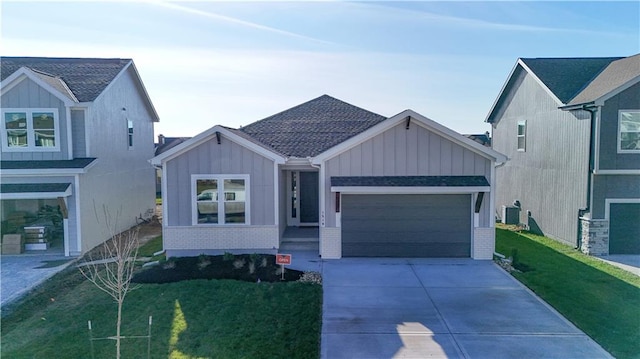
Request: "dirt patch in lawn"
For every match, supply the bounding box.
[132,254,303,284]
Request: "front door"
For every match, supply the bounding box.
[287,171,319,226]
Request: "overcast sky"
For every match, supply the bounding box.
[2,1,638,138]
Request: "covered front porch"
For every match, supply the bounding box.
[279,169,320,253]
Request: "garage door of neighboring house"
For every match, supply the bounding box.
[341,194,471,257]
[609,203,640,254]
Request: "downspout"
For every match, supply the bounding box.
[578,105,598,249]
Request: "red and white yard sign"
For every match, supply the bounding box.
[276,254,292,265]
[276,254,292,280]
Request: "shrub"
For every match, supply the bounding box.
[298,271,322,285]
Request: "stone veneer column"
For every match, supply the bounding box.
[580,218,609,256]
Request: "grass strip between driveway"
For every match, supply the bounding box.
[1,238,322,359]
[495,228,640,359]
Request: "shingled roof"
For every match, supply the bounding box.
[520,57,621,103]
[1,57,131,102]
[566,54,640,106]
[239,95,387,157]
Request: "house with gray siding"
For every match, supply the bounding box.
[151,95,506,259]
[487,54,640,255]
[1,57,159,256]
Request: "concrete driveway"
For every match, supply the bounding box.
[321,258,612,359]
[1,253,75,309]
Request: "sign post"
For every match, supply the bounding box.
[275,254,292,280]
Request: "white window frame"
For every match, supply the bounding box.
[127,119,134,149]
[517,120,526,152]
[618,110,640,153]
[191,174,250,226]
[2,108,61,152]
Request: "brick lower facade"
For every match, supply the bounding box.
[473,227,495,260]
[320,227,342,259]
[580,218,609,256]
[164,225,279,257]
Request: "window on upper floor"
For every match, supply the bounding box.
[517,120,526,152]
[2,109,60,151]
[192,175,249,225]
[619,110,640,153]
[127,119,134,148]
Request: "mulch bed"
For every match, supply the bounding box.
[132,254,303,284]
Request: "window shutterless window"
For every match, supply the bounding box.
[618,110,640,153]
[127,120,134,148]
[2,109,60,151]
[517,120,526,152]
[192,175,249,225]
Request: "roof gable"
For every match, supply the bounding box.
[1,57,131,102]
[150,125,286,166]
[486,56,623,124]
[239,95,387,157]
[314,109,507,164]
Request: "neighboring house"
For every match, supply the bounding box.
[1,57,159,256]
[151,95,506,259]
[487,54,640,255]
[154,135,190,195]
[466,132,492,147]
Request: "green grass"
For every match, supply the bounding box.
[495,227,640,359]
[137,235,164,261]
[1,263,322,358]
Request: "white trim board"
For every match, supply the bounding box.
[1,67,78,106]
[604,198,640,220]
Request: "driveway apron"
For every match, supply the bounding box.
[321,258,612,359]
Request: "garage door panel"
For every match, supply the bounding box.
[343,242,470,257]
[341,231,470,244]
[343,219,466,232]
[341,194,471,257]
[610,203,640,254]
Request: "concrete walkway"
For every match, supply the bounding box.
[1,253,76,310]
[321,258,612,359]
[595,254,640,276]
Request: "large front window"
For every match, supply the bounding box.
[2,109,59,151]
[619,110,640,152]
[193,175,248,225]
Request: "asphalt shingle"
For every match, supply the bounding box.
[1,57,131,102]
[240,95,387,157]
[568,54,640,106]
[0,158,96,170]
[521,57,621,103]
[0,183,71,194]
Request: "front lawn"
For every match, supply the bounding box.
[496,227,640,359]
[1,247,322,358]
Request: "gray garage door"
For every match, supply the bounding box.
[341,194,471,257]
[609,203,640,254]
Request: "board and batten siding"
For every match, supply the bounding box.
[70,109,87,158]
[0,77,70,161]
[323,120,493,227]
[598,82,640,170]
[492,69,590,246]
[165,136,275,226]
